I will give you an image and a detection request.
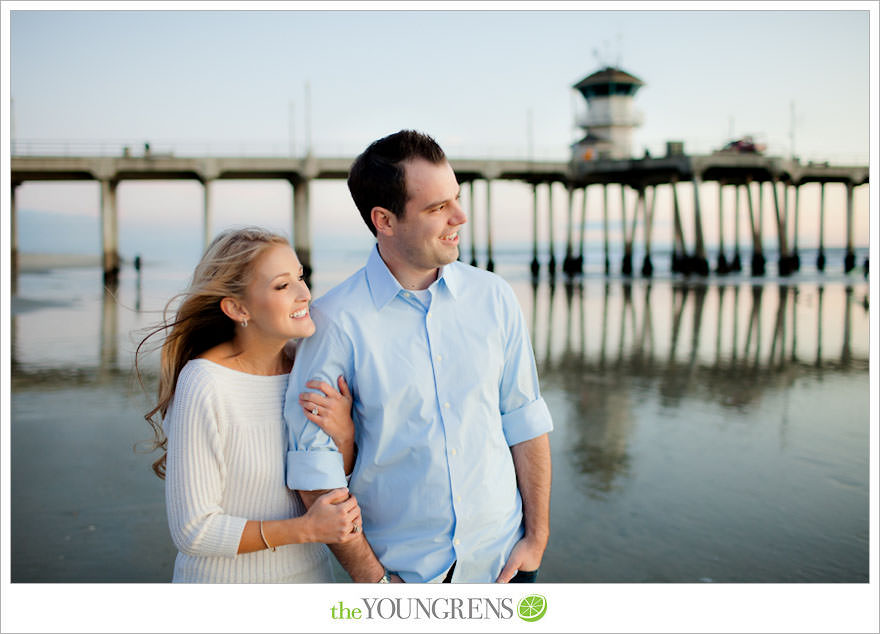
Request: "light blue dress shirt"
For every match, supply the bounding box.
[285,245,553,583]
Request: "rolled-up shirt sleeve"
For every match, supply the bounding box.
[498,284,554,446]
[501,397,553,446]
[284,308,350,491]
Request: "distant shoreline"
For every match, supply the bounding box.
[12,247,868,277]
[16,253,102,273]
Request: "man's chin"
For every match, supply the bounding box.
[441,245,460,264]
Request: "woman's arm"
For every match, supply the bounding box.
[166,368,361,558]
[237,488,362,554]
[165,370,248,558]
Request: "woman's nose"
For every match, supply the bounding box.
[297,282,311,302]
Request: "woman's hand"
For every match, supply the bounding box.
[300,376,356,472]
[302,488,362,544]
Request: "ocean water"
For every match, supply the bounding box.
[8,247,871,583]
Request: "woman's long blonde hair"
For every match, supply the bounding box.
[136,227,291,478]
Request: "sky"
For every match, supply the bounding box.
[3,3,877,263]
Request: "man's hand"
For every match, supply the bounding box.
[299,489,385,582]
[498,433,551,583]
[496,535,546,583]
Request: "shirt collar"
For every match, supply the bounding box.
[365,244,461,310]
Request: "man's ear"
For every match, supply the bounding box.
[220,297,248,323]
[371,206,396,237]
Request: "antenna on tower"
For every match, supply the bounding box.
[289,100,296,157]
[527,108,534,163]
[592,47,603,69]
[615,32,623,68]
[789,100,796,159]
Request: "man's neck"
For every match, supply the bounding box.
[376,243,439,291]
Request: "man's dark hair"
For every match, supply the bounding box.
[347,130,446,236]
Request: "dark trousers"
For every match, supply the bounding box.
[442,562,539,583]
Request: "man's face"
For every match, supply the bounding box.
[390,158,467,273]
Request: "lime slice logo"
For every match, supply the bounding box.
[517,594,547,622]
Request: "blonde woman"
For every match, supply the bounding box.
[138,227,360,583]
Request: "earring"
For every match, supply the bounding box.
[241,318,248,328]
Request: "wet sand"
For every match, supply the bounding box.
[9,254,872,584]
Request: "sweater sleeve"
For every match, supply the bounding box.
[163,364,248,558]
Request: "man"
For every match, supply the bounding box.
[285,130,552,583]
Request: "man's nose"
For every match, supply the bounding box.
[451,203,467,226]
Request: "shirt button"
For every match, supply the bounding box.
[427,312,432,319]
[403,292,411,297]
[450,448,457,456]
[436,354,443,362]
[444,402,450,408]
[454,539,461,546]
[456,495,462,503]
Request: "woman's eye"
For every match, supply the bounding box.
[276,283,289,290]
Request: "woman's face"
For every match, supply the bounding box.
[241,244,315,341]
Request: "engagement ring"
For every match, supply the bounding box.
[311,406,319,416]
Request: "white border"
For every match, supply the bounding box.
[2,2,877,633]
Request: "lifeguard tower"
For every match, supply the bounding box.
[571,66,644,161]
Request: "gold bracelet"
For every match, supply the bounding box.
[259,520,276,552]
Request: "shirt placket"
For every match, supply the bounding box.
[421,289,465,560]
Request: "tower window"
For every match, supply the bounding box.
[582,83,637,99]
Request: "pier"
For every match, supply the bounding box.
[567,150,869,278]
[9,148,869,284]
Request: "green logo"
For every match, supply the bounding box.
[517,594,547,622]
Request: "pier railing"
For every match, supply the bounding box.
[9,139,571,161]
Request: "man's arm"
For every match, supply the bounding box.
[286,310,396,581]
[496,433,552,582]
[285,313,351,491]
[494,281,553,582]
[298,489,392,582]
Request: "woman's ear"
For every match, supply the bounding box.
[220,297,248,324]
[371,206,395,237]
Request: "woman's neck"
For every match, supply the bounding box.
[199,337,292,376]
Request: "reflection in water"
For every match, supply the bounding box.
[532,279,868,374]
[100,280,119,376]
[816,286,824,366]
[842,286,852,365]
[526,277,869,497]
[13,274,869,424]
[743,285,763,368]
[11,277,134,390]
[135,265,143,313]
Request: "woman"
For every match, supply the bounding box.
[137,227,359,583]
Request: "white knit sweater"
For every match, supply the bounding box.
[164,359,332,583]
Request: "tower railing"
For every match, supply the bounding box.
[576,111,644,129]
